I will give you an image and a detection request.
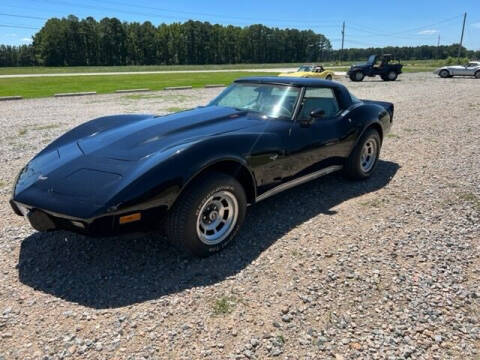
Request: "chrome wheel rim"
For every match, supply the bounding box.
[360,138,377,173]
[388,72,396,80]
[355,72,363,81]
[196,190,238,245]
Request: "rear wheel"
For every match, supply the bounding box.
[439,69,450,78]
[325,74,333,80]
[475,71,480,79]
[386,71,398,81]
[350,71,365,82]
[166,172,246,257]
[344,128,381,180]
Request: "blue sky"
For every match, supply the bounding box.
[1,0,479,50]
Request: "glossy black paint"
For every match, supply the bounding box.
[10,77,393,235]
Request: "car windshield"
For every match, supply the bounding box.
[367,55,377,65]
[209,83,300,119]
[297,65,313,72]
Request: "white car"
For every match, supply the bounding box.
[434,61,480,79]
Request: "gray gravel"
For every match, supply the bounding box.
[0,73,479,359]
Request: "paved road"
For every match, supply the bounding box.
[0,67,347,78]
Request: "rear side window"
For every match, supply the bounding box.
[298,87,340,120]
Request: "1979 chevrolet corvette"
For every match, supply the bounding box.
[10,77,393,256]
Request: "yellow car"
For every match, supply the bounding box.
[279,64,335,80]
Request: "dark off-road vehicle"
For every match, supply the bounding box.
[347,54,403,82]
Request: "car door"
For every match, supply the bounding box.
[451,66,464,76]
[464,63,477,76]
[284,87,355,179]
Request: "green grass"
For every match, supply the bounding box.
[459,192,480,211]
[0,71,276,99]
[0,58,463,76]
[18,124,61,135]
[212,296,237,315]
[166,106,188,112]
[386,133,400,139]
[0,63,303,75]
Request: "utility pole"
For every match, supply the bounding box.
[340,21,345,62]
[457,12,467,60]
[437,34,440,59]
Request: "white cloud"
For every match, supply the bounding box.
[418,29,438,35]
[472,22,480,29]
[21,37,33,43]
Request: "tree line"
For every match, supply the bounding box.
[1,15,479,67]
[0,15,330,66]
[330,44,480,62]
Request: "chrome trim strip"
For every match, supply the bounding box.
[255,165,343,203]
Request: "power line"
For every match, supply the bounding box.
[80,0,342,25]
[0,24,40,30]
[38,0,342,27]
[0,13,48,20]
[387,15,462,36]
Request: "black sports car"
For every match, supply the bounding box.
[11,77,393,256]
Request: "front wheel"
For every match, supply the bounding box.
[166,172,246,257]
[475,71,480,79]
[439,69,450,78]
[344,128,381,180]
[350,71,365,82]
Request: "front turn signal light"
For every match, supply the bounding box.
[119,213,142,224]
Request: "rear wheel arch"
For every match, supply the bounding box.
[351,121,383,155]
[367,123,384,143]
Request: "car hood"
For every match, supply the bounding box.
[76,106,255,161]
[13,106,263,214]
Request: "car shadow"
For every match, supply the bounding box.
[17,160,400,309]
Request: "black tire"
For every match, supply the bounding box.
[350,71,365,82]
[439,69,450,78]
[380,75,388,81]
[475,71,480,79]
[166,172,246,257]
[386,71,398,81]
[344,128,381,180]
[325,74,333,80]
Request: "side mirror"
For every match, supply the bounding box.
[310,108,325,118]
[300,108,325,127]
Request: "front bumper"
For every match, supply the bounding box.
[10,199,167,236]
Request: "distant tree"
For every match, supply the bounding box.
[2,15,479,67]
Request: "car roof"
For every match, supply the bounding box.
[234,76,347,90]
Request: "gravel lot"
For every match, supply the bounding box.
[0,73,479,360]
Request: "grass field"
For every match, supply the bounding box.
[0,71,277,98]
[0,63,302,75]
[0,59,451,76]
[0,59,457,99]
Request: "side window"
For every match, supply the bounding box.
[298,87,340,120]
